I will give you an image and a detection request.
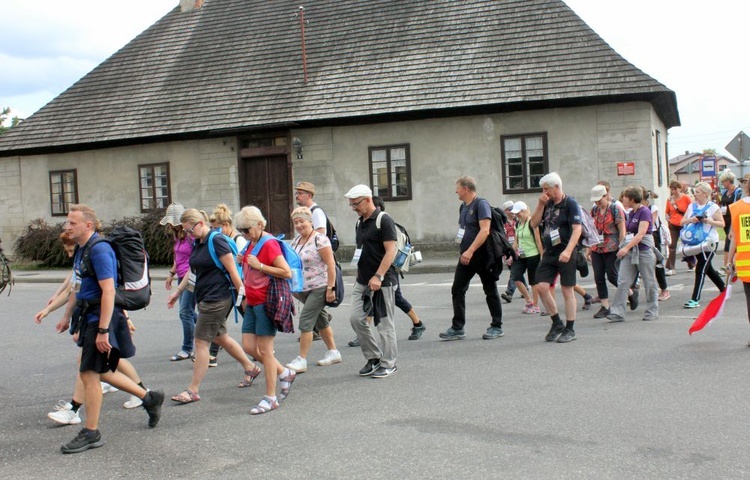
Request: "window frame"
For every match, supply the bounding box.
[49,169,79,217]
[138,162,172,213]
[368,144,412,201]
[500,132,549,194]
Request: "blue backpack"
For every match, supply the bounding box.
[251,234,304,293]
[205,230,243,322]
[679,202,714,246]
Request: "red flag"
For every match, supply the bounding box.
[688,275,736,335]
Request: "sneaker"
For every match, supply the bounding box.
[142,390,164,428]
[286,356,308,373]
[482,326,504,340]
[522,303,536,314]
[371,365,398,378]
[665,269,676,276]
[279,370,297,401]
[358,358,381,376]
[347,337,360,348]
[61,428,104,454]
[501,292,513,303]
[100,382,118,394]
[408,324,426,340]
[593,306,610,319]
[658,290,671,301]
[628,289,639,311]
[556,328,577,343]
[316,350,342,366]
[439,327,466,341]
[683,299,700,309]
[48,402,81,425]
[688,264,696,272]
[582,294,593,310]
[123,394,143,410]
[208,355,218,368]
[170,350,193,361]
[545,323,564,342]
[606,314,625,323]
[528,304,541,314]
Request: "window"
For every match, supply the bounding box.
[368,144,411,200]
[139,163,171,212]
[501,133,548,193]
[49,170,78,216]
[655,130,664,187]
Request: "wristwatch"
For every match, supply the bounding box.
[327,285,336,291]
[97,327,109,334]
[376,274,385,282]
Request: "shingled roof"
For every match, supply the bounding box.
[0,0,680,156]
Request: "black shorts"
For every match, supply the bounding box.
[511,255,539,285]
[78,309,135,373]
[535,250,578,287]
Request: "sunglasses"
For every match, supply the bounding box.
[349,198,366,207]
[238,227,251,234]
[185,222,202,235]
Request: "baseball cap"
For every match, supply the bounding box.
[510,201,528,214]
[345,184,373,199]
[590,185,607,202]
[502,200,515,210]
[159,202,186,226]
[295,181,315,195]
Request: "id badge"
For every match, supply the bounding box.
[351,247,363,266]
[597,233,605,245]
[550,229,561,247]
[187,272,196,292]
[455,228,465,243]
[73,277,82,293]
[721,205,727,215]
[508,236,515,245]
[517,246,525,258]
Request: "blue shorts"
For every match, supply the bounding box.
[242,304,277,337]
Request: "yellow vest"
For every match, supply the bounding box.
[730,199,750,281]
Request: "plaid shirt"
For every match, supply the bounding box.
[264,276,296,333]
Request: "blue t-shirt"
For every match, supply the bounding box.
[73,233,117,323]
[190,232,233,303]
[458,197,492,253]
[626,206,653,251]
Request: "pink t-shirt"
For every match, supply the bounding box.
[292,232,331,291]
[173,235,194,278]
[243,235,283,307]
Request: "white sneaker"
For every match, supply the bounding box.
[123,394,143,409]
[47,401,81,425]
[286,356,308,373]
[101,382,119,394]
[317,350,342,366]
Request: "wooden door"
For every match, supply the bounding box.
[240,155,292,237]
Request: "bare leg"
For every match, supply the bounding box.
[536,282,558,316]
[515,281,531,303]
[80,370,102,430]
[214,332,255,372]
[319,326,337,351]
[562,286,577,320]
[299,331,313,359]
[256,336,283,397]
[188,338,211,394]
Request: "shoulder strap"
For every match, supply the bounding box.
[250,234,274,257]
[79,235,107,279]
[375,211,386,229]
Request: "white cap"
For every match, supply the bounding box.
[345,184,373,199]
[590,185,607,202]
[510,201,528,214]
[502,200,515,211]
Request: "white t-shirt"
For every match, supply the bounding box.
[233,233,248,252]
[684,201,720,242]
[310,203,327,232]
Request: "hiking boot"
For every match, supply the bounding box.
[358,358,381,376]
[408,324,426,340]
[545,323,564,342]
[439,327,466,341]
[48,402,81,425]
[556,328,577,343]
[501,292,513,303]
[482,326,504,340]
[286,356,308,373]
[316,350,342,366]
[142,390,164,428]
[61,428,104,454]
[347,337,360,348]
[593,306,610,319]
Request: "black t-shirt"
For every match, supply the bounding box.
[355,209,398,286]
[190,233,233,303]
[540,195,582,254]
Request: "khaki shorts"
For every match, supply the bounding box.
[194,297,233,342]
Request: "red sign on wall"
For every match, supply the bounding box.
[617,162,635,176]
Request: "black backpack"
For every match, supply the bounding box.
[485,205,517,276]
[310,205,339,252]
[77,226,151,310]
[0,239,13,296]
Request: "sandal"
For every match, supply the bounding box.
[170,350,193,362]
[279,370,297,401]
[250,396,279,415]
[171,389,200,404]
[237,366,261,388]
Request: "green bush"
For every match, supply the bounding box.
[13,209,174,268]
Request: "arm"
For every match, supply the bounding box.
[35,285,72,324]
[245,250,292,280]
[707,206,725,229]
[369,240,397,291]
[95,277,115,353]
[48,272,72,304]
[167,273,191,308]
[617,221,650,258]
[165,261,177,290]
[460,218,490,265]
[56,289,76,334]
[529,193,549,229]
[220,252,246,292]
[533,225,544,256]
[558,224,581,263]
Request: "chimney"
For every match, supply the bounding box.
[685,150,689,155]
[181,0,204,13]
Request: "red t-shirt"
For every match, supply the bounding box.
[243,236,283,306]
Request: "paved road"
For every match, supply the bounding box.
[1,269,749,479]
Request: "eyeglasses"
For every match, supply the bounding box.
[238,227,251,234]
[185,222,201,235]
[349,199,366,207]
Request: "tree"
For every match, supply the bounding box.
[702,148,718,156]
[0,107,22,135]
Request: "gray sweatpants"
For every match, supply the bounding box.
[609,248,659,321]
[349,282,397,368]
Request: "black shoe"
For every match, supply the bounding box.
[61,428,104,454]
[545,323,564,342]
[557,328,577,343]
[348,337,360,347]
[593,306,610,319]
[371,365,398,378]
[439,327,466,340]
[408,324,426,340]
[359,358,381,376]
[628,289,639,311]
[501,293,513,303]
[142,390,164,428]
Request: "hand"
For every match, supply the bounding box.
[167,291,180,309]
[325,289,336,303]
[558,250,571,264]
[127,319,136,333]
[246,254,262,271]
[96,333,111,353]
[56,318,70,334]
[368,276,382,292]
[460,250,473,265]
[616,248,628,259]
[235,253,244,265]
[165,276,173,291]
[34,309,49,324]
[538,192,550,204]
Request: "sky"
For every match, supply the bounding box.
[1,0,748,160]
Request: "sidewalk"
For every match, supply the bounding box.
[12,251,459,284]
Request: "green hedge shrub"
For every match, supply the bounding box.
[13,208,174,268]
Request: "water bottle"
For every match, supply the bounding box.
[678,239,718,258]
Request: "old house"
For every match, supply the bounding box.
[0,0,679,249]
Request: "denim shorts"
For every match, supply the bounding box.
[242,304,277,337]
